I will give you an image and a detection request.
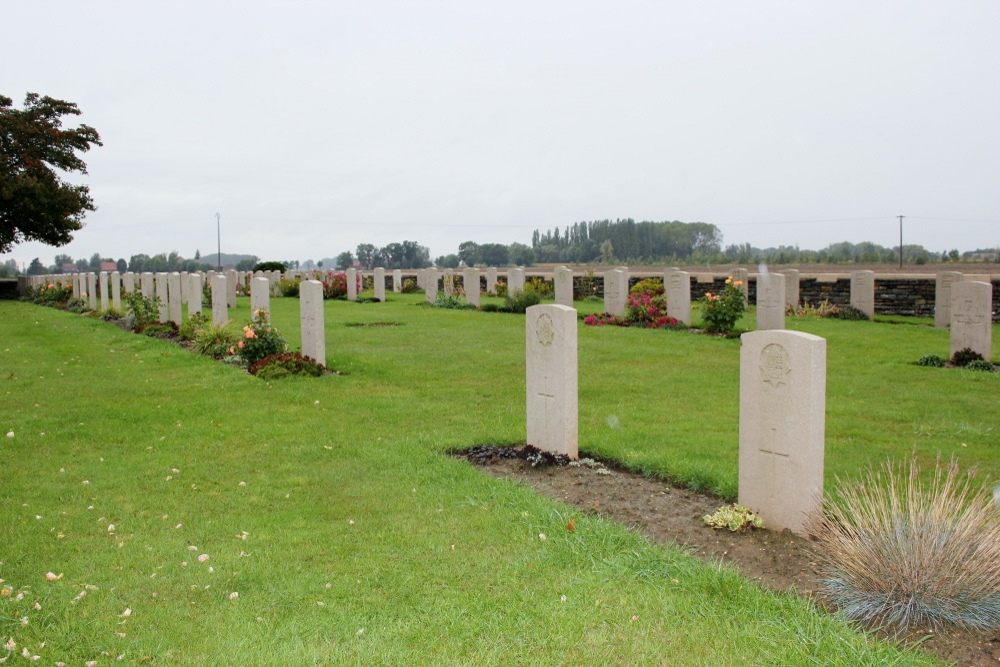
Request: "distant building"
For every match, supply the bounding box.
[61,263,76,273]
[100,262,117,272]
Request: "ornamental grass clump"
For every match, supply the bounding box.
[809,457,1000,633]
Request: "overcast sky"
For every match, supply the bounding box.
[5,1,999,269]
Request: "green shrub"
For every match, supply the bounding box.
[431,292,473,309]
[178,312,209,341]
[253,261,286,273]
[235,310,287,366]
[123,290,162,331]
[965,360,996,373]
[278,276,301,297]
[139,322,179,338]
[248,352,326,378]
[193,323,239,359]
[952,347,985,367]
[481,303,501,313]
[700,277,746,335]
[503,288,542,314]
[100,306,125,321]
[525,276,553,298]
[809,457,1000,632]
[629,277,663,298]
[494,282,508,298]
[824,305,871,321]
[400,278,420,294]
[916,354,946,367]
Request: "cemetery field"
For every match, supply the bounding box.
[1,296,995,665]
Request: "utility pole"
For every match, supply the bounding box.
[216,213,222,271]
[898,214,904,268]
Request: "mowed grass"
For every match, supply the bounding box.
[0,291,991,665]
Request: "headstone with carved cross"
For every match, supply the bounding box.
[604,269,628,317]
[935,271,963,329]
[850,270,875,319]
[756,273,785,331]
[949,281,992,361]
[526,304,578,459]
[739,330,826,536]
[665,269,691,325]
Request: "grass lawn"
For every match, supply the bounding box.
[2,291,994,664]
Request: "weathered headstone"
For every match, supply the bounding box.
[935,271,963,329]
[850,270,875,319]
[168,273,183,324]
[554,266,573,307]
[72,273,81,299]
[346,268,357,301]
[179,271,189,304]
[251,276,270,315]
[950,281,993,361]
[508,268,525,295]
[98,272,109,311]
[464,267,480,307]
[604,269,628,317]
[424,269,438,303]
[374,267,386,302]
[270,270,282,297]
[526,304,578,460]
[123,272,135,294]
[739,330,826,536]
[733,268,749,299]
[188,274,203,316]
[392,269,402,293]
[141,272,154,299]
[756,273,786,331]
[783,269,800,308]
[665,269,691,324]
[86,273,97,310]
[211,274,228,326]
[485,267,498,294]
[225,269,238,308]
[441,269,453,296]
[155,273,169,322]
[300,280,326,367]
[111,272,121,311]
[416,269,426,289]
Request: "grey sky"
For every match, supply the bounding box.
[5,0,999,269]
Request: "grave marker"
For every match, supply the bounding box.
[733,268,749,299]
[374,267,386,302]
[211,274,228,326]
[86,273,97,310]
[155,273,169,322]
[935,271,963,329]
[392,269,402,293]
[850,270,875,319]
[346,268,357,301]
[665,269,691,324]
[783,269,800,308]
[554,266,573,307]
[141,272,154,299]
[464,267,480,307]
[251,277,270,315]
[111,272,121,311]
[98,272,109,311]
[508,268,525,294]
[300,280,326,367]
[756,273,785,331]
[168,273,182,324]
[950,281,992,361]
[486,267,498,294]
[604,269,627,317]
[425,269,438,303]
[526,304,578,459]
[188,274,203,316]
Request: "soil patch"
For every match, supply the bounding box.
[459,445,999,666]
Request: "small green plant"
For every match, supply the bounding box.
[278,276,301,297]
[123,290,162,331]
[965,360,996,373]
[703,504,764,532]
[100,306,125,321]
[248,352,326,378]
[916,354,946,367]
[824,304,871,321]
[809,457,1000,632]
[193,323,239,359]
[579,270,600,298]
[178,312,209,341]
[140,322,179,338]
[525,276,553,298]
[700,277,746,335]
[432,292,471,309]
[400,278,420,294]
[629,278,663,298]
[494,281,509,298]
[952,347,985,367]
[503,288,542,314]
[235,310,287,366]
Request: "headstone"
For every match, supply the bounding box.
[665,269,691,325]
[111,272,122,311]
[850,270,875,319]
[783,269,800,308]
[486,267,498,294]
[508,268,525,295]
[392,269,402,293]
[226,269,238,308]
[526,304,578,460]
[935,271,963,329]
[141,272,154,299]
[251,277,270,315]
[270,271,282,297]
[98,272,109,311]
[72,273,81,299]
[732,268,749,299]
[950,281,992,361]
[464,267,480,307]
[346,268,358,301]
[756,273,786,331]
[86,273,97,310]
[739,330,826,536]
[416,269,426,289]
[180,271,189,304]
[554,266,573,307]
[155,273,169,322]
[188,274,203,317]
[374,267,386,302]
[443,269,455,296]
[604,269,627,317]
[424,269,438,303]
[300,280,326,367]
[211,274,228,326]
[168,273,182,324]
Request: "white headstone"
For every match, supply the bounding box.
[180,271,189,304]
[526,304,578,460]
[554,266,573,307]
[508,268,525,295]
[392,269,402,293]
[756,273,785,331]
[300,280,326,367]
[739,330,826,536]
[464,267,480,307]
[111,272,121,311]
[211,274,228,326]
[604,269,627,317]
[850,270,875,319]
[374,267,386,302]
[188,273,203,317]
[141,272,154,299]
[935,271,963,329]
[783,269,800,308]
[732,268,749,300]
[486,267,498,294]
[86,273,97,310]
[416,268,426,289]
[168,273,182,324]
[346,269,357,301]
[665,269,691,325]
[424,269,438,303]
[251,277,270,315]
[98,272,109,311]
[950,281,993,361]
[123,272,134,294]
[226,269,238,308]
[155,273,169,322]
[72,273,81,299]
[442,269,454,296]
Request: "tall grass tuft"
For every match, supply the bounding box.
[809,457,1000,633]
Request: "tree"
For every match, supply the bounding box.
[51,253,73,272]
[355,243,376,270]
[116,258,127,273]
[457,241,480,266]
[0,93,102,253]
[336,251,354,270]
[27,257,45,275]
[435,254,460,269]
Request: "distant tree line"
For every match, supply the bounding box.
[333,241,432,271]
[531,219,724,264]
[721,241,984,265]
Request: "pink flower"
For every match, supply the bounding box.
[245,329,256,339]
[237,341,245,349]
